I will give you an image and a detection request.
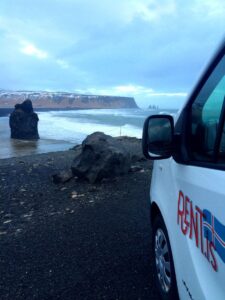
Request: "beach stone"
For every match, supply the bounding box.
[52,169,74,184]
[129,165,143,172]
[71,132,131,183]
[9,99,39,140]
[60,187,67,191]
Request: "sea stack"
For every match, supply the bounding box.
[9,99,39,140]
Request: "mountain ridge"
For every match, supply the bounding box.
[0,91,138,109]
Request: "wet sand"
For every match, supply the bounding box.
[0,138,74,159]
[0,116,74,159]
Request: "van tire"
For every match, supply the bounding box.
[152,214,179,300]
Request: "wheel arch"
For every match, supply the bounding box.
[151,201,163,224]
[151,200,180,300]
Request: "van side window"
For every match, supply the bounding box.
[218,120,225,161]
[190,56,225,162]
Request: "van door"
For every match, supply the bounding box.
[172,54,225,299]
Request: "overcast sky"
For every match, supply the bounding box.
[0,0,225,108]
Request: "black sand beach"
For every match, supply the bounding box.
[0,145,160,299]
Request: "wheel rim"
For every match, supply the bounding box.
[154,228,172,293]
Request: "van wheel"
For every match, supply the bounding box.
[152,215,179,300]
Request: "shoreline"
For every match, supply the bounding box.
[0,132,142,160]
[0,108,146,159]
[0,107,141,117]
[0,138,74,160]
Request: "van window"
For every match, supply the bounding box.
[202,76,225,123]
[218,119,225,161]
[190,56,225,162]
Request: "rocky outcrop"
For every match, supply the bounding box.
[71,132,131,183]
[9,99,39,140]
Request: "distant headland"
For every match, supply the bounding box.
[0,90,138,110]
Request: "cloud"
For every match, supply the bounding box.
[20,40,70,70]
[56,59,69,69]
[75,84,187,108]
[20,41,48,59]
[115,84,153,94]
[77,84,187,98]
[192,0,225,18]
[0,0,225,108]
[147,92,187,97]
[127,0,176,23]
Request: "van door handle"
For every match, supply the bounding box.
[159,164,163,171]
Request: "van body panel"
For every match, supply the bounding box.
[171,161,225,300]
[151,159,195,299]
[150,157,225,300]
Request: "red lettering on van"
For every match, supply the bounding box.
[177,191,218,272]
[209,241,218,272]
[177,191,188,235]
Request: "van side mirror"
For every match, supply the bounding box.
[142,114,174,160]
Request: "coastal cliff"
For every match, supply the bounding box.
[0,91,138,109]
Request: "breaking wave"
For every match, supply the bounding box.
[38,110,143,144]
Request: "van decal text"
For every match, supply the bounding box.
[177,191,218,272]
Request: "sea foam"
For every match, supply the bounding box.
[39,110,142,144]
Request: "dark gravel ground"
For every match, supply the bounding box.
[0,150,160,300]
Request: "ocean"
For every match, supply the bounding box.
[0,108,177,159]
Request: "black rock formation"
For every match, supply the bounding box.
[9,99,39,140]
[52,170,73,184]
[71,132,131,183]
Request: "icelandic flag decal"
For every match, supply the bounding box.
[203,209,225,263]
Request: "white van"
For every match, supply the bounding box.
[142,40,225,300]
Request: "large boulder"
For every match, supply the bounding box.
[116,136,146,162]
[71,132,131,183]
[9,99,39,140]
